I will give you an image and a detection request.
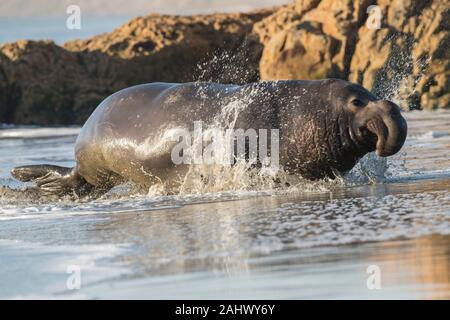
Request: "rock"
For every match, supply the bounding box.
[258,21,342,80]
[63,10,276,85]
[0,40,135,124]
[348,0,449,110]
[257,0,448,110]
[0,11,274,125]
[0,0,448,125]
[258,0,371,80]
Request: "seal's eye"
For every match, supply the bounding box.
[351,98,365,107]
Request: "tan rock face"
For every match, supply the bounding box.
[259,21,341,80]
[258,0,371,80]
[349,0,449,110]
[258,0,448,110]
[0,11,274,125]
[0,40,137,124]
[0,0,448,125]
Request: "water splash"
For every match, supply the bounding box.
[166,85,288,194]
[345,152,387,184]
[346,32,433,184]
[372,33,431,110]
[193,38,261,84]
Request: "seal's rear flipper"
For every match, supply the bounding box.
[11,165,73,182]
[11,164,92,197]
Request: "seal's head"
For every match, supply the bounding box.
[330,79,408,158]
[279,79,408,179]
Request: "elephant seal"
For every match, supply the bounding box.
[11,79,407,196]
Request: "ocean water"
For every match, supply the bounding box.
[0,111,450,299]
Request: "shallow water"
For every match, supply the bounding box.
[0,111,449,299]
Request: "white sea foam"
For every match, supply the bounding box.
[413,131,450,140]
[0,127,80,139]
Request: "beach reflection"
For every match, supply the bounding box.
[87,188,450,299]
[367,235,450,299]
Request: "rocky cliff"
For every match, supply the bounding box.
[0,0,448,125]
[255,0,449,110]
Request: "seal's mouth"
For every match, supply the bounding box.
[353,100,408,157]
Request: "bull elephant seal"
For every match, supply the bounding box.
[11,79,407,196]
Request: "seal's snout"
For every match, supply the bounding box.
[366,100,407,157]
[353,100,407,157]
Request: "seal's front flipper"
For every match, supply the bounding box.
[11,165,92,197]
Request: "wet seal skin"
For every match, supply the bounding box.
[11,79,407,197]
